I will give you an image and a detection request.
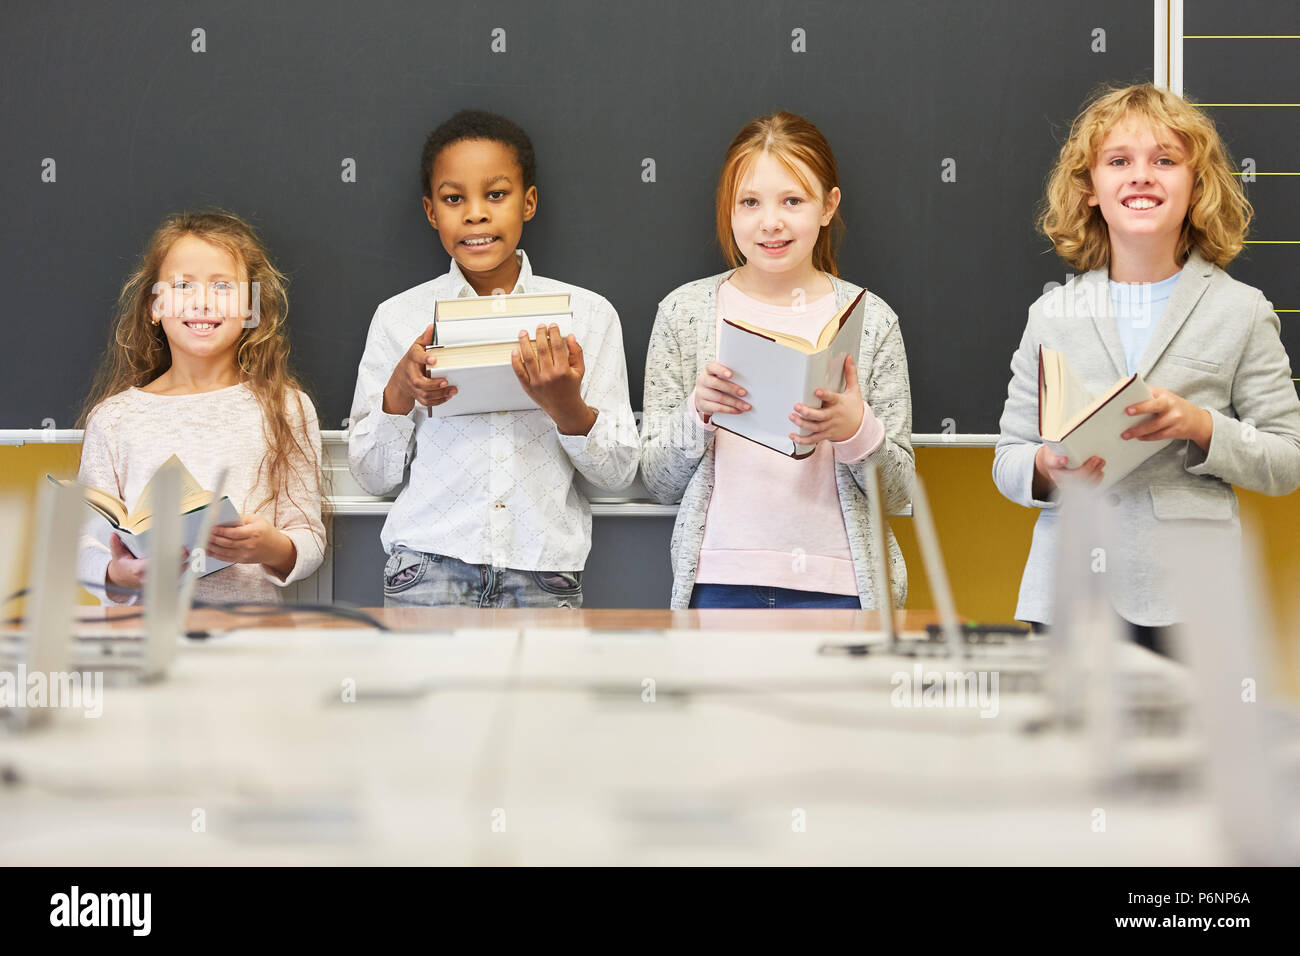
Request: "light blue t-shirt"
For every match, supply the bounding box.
[1109,270,1181,375]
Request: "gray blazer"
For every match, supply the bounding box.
[993,250,1300,625]
[640,272,915,610]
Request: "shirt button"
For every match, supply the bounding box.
[1108,493,1121,507]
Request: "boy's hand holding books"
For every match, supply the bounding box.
[1036,346,1185,492]
[1032,383,1211,498]
[1033,446,1105,498]
[384,323,458,414]
[511,322,596,436]
[787,354,865,445]
[1121,386,1212,450]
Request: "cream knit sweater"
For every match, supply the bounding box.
[76,384,326,606]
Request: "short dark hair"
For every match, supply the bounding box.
[419,109,537,198]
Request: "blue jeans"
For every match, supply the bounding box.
[383,548,584,608]
[688,583,862,609]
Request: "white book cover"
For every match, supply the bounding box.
[715,289,866,458]
[114,496,242,577]
[435,311,574,348]
[434,291,570,321]
[425,313,575,417]
[1039,347,1171,491]
[425,364,537,417]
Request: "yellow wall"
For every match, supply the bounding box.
[894,448,1300,695]
[0,443,95,609]
[7,443,1297,691]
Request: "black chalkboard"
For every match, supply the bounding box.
[1183,1,1300,396]
[1,0,1155,434]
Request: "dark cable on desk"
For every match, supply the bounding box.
[190,600,389,632]
[3,582,389,632]
[819,623,1035,657]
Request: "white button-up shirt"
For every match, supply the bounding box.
[347,250,640,571]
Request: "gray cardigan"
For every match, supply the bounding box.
[640,272,915,610]
[993,250,1300,625]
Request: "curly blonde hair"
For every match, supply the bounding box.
[1039,83,1253,271]
[79,210,324,526]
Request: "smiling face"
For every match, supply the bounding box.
[422,138,537,296]
[1087,119,1194,265]
[730,151,839,288]
[151,234,248,368]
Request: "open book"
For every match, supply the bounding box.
[53,454,241,576]
[1038,346,1171,491]
[424,292,574,416]
[715,288,867,458]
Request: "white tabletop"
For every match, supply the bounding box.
[0,626,1226,865]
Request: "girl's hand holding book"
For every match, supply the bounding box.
[788,354,866,445]
[106,533,148,592]
[692,362,750,423]
[105,533,191,598]
[207,515,296,577]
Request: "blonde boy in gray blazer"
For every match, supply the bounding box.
[994,84,1300,629]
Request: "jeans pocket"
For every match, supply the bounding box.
[530,570,583,596]
[384,549,431,594]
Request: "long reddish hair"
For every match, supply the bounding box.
[716,111,845,276]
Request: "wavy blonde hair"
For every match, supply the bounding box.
[79,210,324,526]
[716,111,845,276]
[1039,83,1253,271]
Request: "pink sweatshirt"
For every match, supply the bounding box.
[688,280,885,595]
